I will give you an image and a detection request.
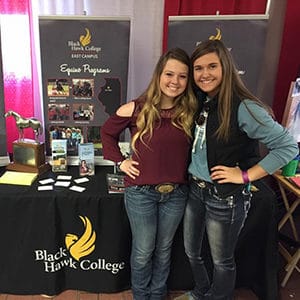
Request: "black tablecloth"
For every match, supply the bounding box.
[0,167,278,299]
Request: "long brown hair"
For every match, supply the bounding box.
[131,48,197,153]
[191,39,273,141]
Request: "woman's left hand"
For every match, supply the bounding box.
[210,165,244,184]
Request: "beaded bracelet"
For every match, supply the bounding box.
[242,170,250,184]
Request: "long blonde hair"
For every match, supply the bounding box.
[131,48,197,153]
[191,40,273,142]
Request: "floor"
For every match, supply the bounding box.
[0,268,299,300]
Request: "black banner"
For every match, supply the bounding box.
[168,15,268,96]
[39,16,130,164]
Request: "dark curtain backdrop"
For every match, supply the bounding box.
[163,0,268,51]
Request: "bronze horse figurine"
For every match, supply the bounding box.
[4,110,43,142]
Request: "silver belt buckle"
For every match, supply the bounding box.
[155,183,175,194]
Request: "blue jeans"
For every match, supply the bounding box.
[183,180,251,300]
[125,184,188,300]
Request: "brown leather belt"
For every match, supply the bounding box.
[154,183,178,194]
[191,176,214,189]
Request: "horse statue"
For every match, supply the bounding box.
[4,110,43,142]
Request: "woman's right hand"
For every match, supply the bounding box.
[120,159,140,179]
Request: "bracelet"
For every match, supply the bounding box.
[241,170,250,184]
[116,160,124,172]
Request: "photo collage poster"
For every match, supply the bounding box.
[39,16,130,164]
[167,15,268,96]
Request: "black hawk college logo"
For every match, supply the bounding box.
[65,215,96,261]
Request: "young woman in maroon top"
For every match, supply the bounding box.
[101,48,197,300]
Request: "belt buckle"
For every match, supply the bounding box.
[155,183,175,194]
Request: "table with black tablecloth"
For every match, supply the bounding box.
[0,166,278,299]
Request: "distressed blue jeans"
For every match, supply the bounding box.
[125,184,188,300]
[183,180,251,300]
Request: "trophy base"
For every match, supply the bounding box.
[7,140,51,175]
[6,162,51,175]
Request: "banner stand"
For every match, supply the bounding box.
[39,16,130,165]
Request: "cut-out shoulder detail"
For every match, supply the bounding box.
[116,101,135,117]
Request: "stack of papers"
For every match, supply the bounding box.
[37,175,88,193]
[0,171,38,186]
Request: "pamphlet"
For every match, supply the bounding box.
[106,173,125,194]
[51,139,67,172]
[78,143,95,176]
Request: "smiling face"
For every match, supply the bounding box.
[159,58,188,103]
[193,52,222,98]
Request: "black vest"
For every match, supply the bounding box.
[198,93,260,198]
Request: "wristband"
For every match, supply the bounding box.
[242,170,250,184]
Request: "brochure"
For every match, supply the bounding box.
[51,139,67,172]
[78,143,95,176]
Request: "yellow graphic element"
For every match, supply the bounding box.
[209,28,222,40]
[65,216,96,261]
[79,28,91,46]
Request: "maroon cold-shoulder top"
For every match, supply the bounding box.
[100,98,192,187]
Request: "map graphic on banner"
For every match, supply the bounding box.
[168,15,268,96]
[0,25,10,166]
[39,16,130,164]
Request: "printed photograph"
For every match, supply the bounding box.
[72,78,94,98]
[48,103,70,121]
[47,78,70,97]
[72,103,94,121]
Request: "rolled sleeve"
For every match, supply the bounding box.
[238,100,299,174]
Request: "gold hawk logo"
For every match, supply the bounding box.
[79,28,91,46]
[209,28,222,40]
[65,216,96,261]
